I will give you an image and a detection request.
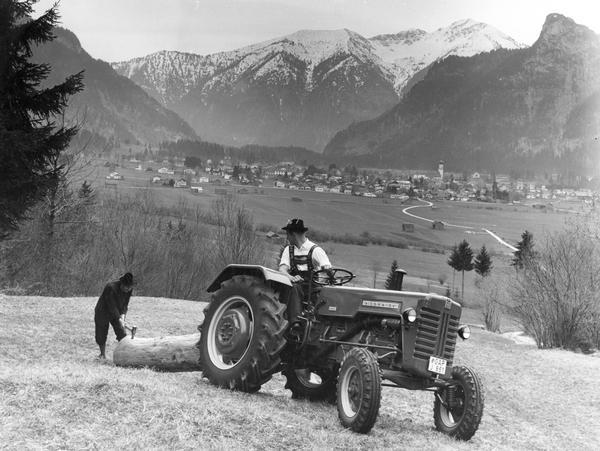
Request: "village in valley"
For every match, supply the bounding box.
[103,146,598,210]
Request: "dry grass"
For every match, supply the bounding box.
[1,295,599,450]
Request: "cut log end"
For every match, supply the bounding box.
[113,333,202,372]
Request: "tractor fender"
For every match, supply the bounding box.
[206,264,292,292]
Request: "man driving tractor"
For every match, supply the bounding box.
[278,218,331,333]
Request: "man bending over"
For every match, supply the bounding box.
[94,272,134,359]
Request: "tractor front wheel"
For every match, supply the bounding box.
[336,348,381,433]
[433,365,484,441]
[199,275,287,393]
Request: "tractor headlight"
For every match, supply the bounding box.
[402,308,417,323]
[458,325,471,340]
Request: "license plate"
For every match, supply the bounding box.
[428,356,447,374]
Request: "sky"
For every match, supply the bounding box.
[33,0,600,62]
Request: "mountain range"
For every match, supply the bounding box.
[324,14,600,174]
[112,20,523,150]
[32,28,197,148]
[36,14,599,176]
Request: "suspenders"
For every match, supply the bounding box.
[289,244,318,276]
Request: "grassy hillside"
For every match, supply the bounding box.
[1,295,598,449]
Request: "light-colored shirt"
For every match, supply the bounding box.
[279,238,331,272]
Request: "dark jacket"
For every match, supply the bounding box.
[94,281,131,321]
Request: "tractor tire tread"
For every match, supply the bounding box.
[433,365,484,441]
[199,276,287,393]
[337,348,381,433]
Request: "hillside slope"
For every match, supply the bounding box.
[32,28,197,148]
[324,14,600,174]
[1,295,599,449]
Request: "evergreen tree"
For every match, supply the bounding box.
[474,245,492,277]
[447,240,473,300]
[447,244,460,293]
[512,230,535,269]
[0,1,84,236]
[384,259,399,290]
[77,180,95,205]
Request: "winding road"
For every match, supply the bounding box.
[402,199,518,252]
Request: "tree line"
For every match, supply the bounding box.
[161,140,328,167]
[382,231,534,297]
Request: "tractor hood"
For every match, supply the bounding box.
[316,286,459,318]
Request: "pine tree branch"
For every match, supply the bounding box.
[10,3,58,58]
[28,71,84,119]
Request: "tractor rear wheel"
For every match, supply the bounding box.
[283,367,337,403]
[199,275,287,393]
[337,348,381,433]
[433,365,484,441]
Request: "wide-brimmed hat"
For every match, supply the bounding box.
[282,218,308,233]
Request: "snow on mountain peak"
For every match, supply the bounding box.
[229,27,375,67]
[369,19,525,91]
[112,18,525,104]
[447,18,481,29]
[370,29,427,45]
[285,28,354,45]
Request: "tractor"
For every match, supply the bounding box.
[198,264,484,439]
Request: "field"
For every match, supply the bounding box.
[1,295,599,450]
[93,159,574,257]
[88,158,578,303]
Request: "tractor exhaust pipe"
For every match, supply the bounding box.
[390,269,407,291]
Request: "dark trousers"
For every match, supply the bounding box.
[94,310,126,345]
[280,282,307,324]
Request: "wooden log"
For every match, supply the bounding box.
[113,333,202,371]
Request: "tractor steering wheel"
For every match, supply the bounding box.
[312,268,355,286]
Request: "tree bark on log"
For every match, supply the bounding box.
[113,333,202,371]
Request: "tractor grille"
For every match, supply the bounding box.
[414,305,459,364]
